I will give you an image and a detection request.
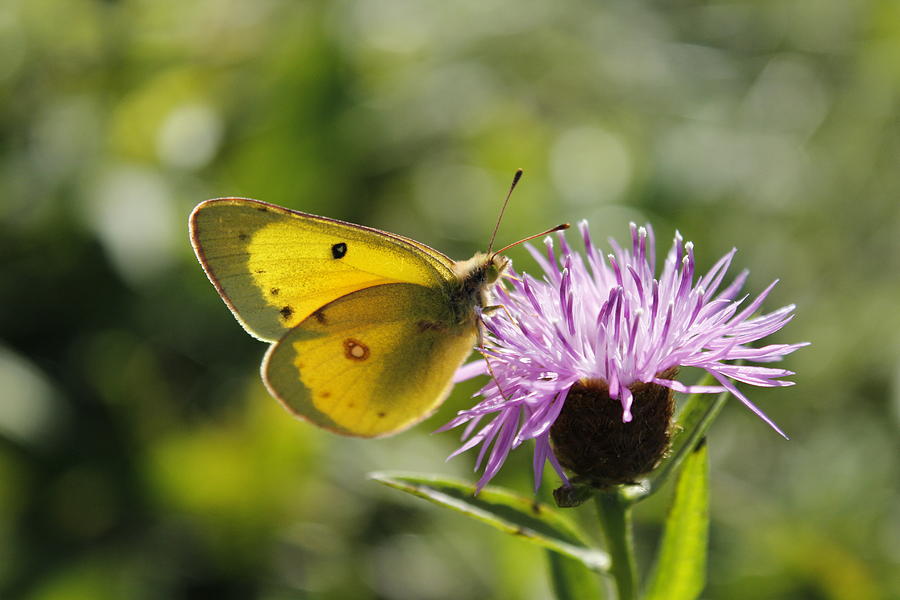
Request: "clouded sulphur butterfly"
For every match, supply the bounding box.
[189,171,563,438]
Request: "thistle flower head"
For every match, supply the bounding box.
[442,221,807,492]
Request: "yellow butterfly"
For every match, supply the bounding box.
[190,172,563,438]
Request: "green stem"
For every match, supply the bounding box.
[595,491,638,600]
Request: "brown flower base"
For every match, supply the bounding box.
[550,368,678,487]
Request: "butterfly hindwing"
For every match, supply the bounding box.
[190,198,456,342]
[263,283,477,437]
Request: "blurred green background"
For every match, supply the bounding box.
[1,0,898,598]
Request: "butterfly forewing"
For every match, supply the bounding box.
[190,198,456,341]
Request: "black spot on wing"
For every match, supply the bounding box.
[280,306,294,320]
[270,287,280,297]
[331,242,347,259]
[238,232,249,241]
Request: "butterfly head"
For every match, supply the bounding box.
[483,252,511,285]
[454,252,509,288]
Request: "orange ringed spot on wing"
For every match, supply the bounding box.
[343,338,370,361]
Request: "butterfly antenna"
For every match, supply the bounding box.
[487,169,524,255]
[491,223,570,259]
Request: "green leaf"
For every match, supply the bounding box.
[643,441,710,600]
[643,373,727,499]
[547,550,607,599]
[369,471,610,573]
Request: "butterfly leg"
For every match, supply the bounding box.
[476,304,517,347]
[478,348,515,403]
[481,303,517,324]
[475,304,518,403]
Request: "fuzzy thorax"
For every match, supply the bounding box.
[446,252,509,323]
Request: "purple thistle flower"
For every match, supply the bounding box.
[441,221,808,492]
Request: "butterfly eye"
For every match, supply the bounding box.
[331,242,348,259]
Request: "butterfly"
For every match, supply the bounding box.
[189,171,565,438]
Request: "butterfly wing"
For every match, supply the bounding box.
[263,283,477,437]
[189,198,456,342]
